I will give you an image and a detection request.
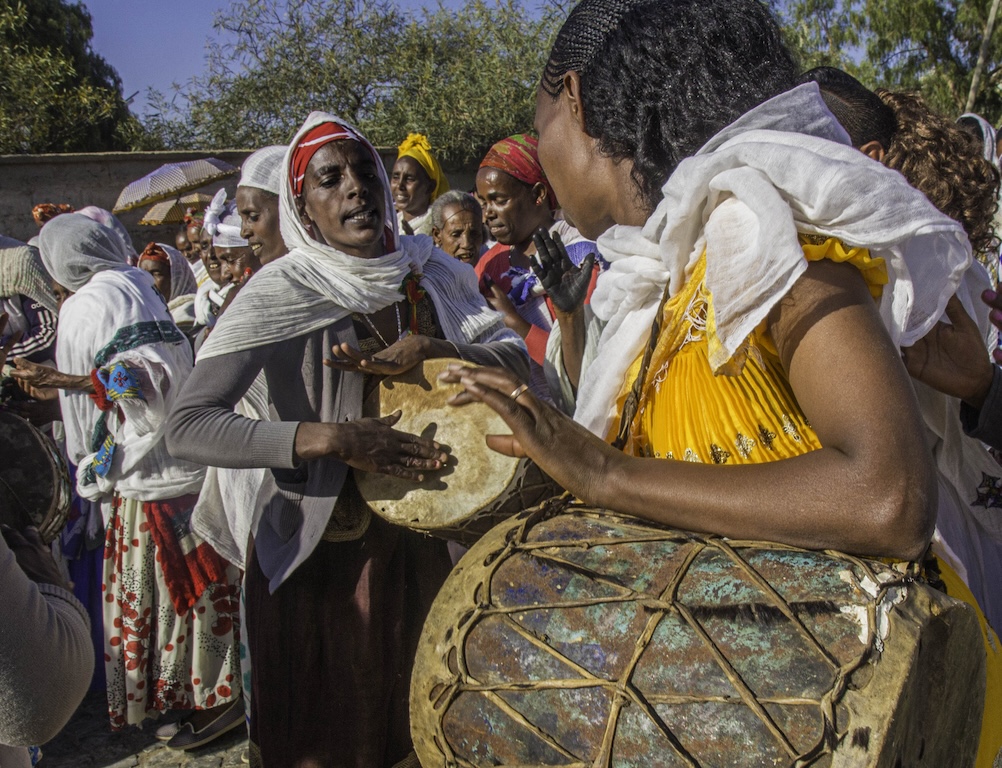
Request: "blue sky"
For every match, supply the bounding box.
[82,0,469,114]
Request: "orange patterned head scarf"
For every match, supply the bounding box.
[139,242,170,263]
[32,203,74,228]
[479,134,557,210]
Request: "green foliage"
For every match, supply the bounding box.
[0,0,136,153]
[364,0,556,167]
[781,0,1002,122]
[142,0,563,167]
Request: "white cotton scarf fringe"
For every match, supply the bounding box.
[199,111,504,361]
[575,82,972,440]
[192,374,270,570]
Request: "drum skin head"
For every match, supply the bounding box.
[356,358,522,532]
[410,502,985,767]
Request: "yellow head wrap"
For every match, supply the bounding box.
[396,133,450,201]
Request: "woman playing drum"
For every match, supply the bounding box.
[442,0,999,763]
[166,113,527,766]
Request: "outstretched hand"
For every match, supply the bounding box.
[325,335,432,376]
[902,295,994,407]
[439,363,621,503]
[531,228,596,314]
[8,358,67,396]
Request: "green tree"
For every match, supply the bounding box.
[141,0,565,167]
[365,0,559,167]
[780,0,1002,122]
[0,0,137,153]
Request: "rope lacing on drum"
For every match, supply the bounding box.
[423,501,916,768]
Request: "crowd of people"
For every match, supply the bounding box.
[1,0,1002,765]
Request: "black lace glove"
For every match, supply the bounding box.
[531,228,596,314]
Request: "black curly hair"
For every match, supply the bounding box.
[541,0,799,212]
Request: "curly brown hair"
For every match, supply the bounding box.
[876,89,1000,255]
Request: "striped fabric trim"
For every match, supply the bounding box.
[94,320,185,368]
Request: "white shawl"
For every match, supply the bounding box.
[576,83,971,438]
[39,215,204,501]
[200,111,505,360]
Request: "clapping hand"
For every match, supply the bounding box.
[531,228,596,314]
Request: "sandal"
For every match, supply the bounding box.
[165,700,245,750]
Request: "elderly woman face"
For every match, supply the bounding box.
[296,139,386,259]
[237,186,285,265]
[433,203,484,265]
[138,257,171,299]
[391,156,434,219]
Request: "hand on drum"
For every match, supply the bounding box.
[325,335,432,376]
[1,524,69,590]
[296,411,450,481]
[440,364,621,502]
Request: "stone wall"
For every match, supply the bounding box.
[0,149,479,249]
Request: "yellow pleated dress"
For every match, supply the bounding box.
[611,236,1001,766]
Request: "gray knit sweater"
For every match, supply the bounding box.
[167,314,527,591]
[0,536,92,766]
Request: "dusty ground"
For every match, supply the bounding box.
[40,691,247,768]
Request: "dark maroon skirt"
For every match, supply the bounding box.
[245,515,453,768]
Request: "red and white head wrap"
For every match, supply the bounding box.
[288,118,397,253]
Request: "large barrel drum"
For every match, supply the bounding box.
[411,501,985,767]
[0,410,72,543]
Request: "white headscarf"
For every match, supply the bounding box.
[75,206,139,265]
[958,112,999,167]
[576,83,972,438]
[204,189,249,248]
[157,242,198,301]
[39,212,132,292]
[39,214,203,501]
[239,146,287,195]
[199,111,504,360]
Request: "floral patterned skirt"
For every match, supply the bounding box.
[103,494,242,729]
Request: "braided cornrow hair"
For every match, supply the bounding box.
[800,67,897,150]
[541,0,799,212]
[877,89,1000,256]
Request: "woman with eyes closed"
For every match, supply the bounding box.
[166,112,527,767]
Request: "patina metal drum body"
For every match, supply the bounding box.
[357,359,559,546]
[411,502,985,767]
[0,411,72,542]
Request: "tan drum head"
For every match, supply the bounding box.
[356,358,521,532]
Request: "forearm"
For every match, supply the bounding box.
[960,364,1002,451]
[582,444,935,561]
[554,306,586,390]
[424,335,531,382]
[167,349,298,469]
